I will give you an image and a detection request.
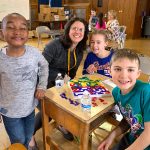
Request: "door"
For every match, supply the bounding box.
[108,0,137,38]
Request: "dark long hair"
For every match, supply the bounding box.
[98,12,104,27]
[60,17,89,50]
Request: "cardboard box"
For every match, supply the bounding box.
[40,5,51,14]
[54,15,59,21]
[50,8,58,13]
[38,13,51,22]
[40,4,49,9]
[50,7,65,14]
[49,14,55,21]
[40,6,65,15]
[52,15,67,21]
[40,7,51,14]
[58,7,65,15]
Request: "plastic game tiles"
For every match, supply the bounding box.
[68,76,110,99]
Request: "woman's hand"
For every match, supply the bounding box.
[86,64,97,74]
[35,89,45,100]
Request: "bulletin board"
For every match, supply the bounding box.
[0,0,30,21]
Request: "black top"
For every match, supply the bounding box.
[42,38,83,88]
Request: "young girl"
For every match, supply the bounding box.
[106,10,120,41]
[83,29,114,78]
[95,13,106,30]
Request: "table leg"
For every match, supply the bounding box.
[41,99,50,150]
[80,123,90,150]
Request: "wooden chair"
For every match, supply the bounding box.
[117,26,127,49]
[139,55,150,82]
[36,26,51,48]
[36,26,64,48]
[6,143,27,150]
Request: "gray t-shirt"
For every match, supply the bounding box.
[0,45,48,118]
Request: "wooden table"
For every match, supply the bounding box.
[42,74,114,150]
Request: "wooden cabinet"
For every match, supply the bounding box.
[63,0,91,22]
[63,3,91,22]
[30,0,39,30]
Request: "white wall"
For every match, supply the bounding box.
[0,0,30,21]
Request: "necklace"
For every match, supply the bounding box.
[67,48,77,76]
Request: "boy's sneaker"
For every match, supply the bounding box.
[58,125,74,141]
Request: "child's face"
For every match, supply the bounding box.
[108,13,114,20]
[110,58,141,95]
[2,15,28,48]
[91,10,96,16]
[90,34,108,55]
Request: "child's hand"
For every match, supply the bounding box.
[97,133,114,150]
[86,64,97,74]
[97,139,111,150]
[64,74,71,84]
[35,89,45,100]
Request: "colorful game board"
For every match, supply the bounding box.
[68,76,110,99]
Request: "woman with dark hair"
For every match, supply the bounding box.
[43,17,89,88]
[95,12,106,30]
[29,17,89,147]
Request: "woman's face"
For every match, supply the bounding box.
[69,21,85,45]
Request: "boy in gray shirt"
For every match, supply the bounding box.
[0,13,48,149]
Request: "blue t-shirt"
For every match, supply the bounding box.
[112,80,150,149]
[82,50,114,78]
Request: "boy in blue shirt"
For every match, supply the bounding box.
[98,49,150,150]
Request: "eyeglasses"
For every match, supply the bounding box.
[71,27,85,33]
